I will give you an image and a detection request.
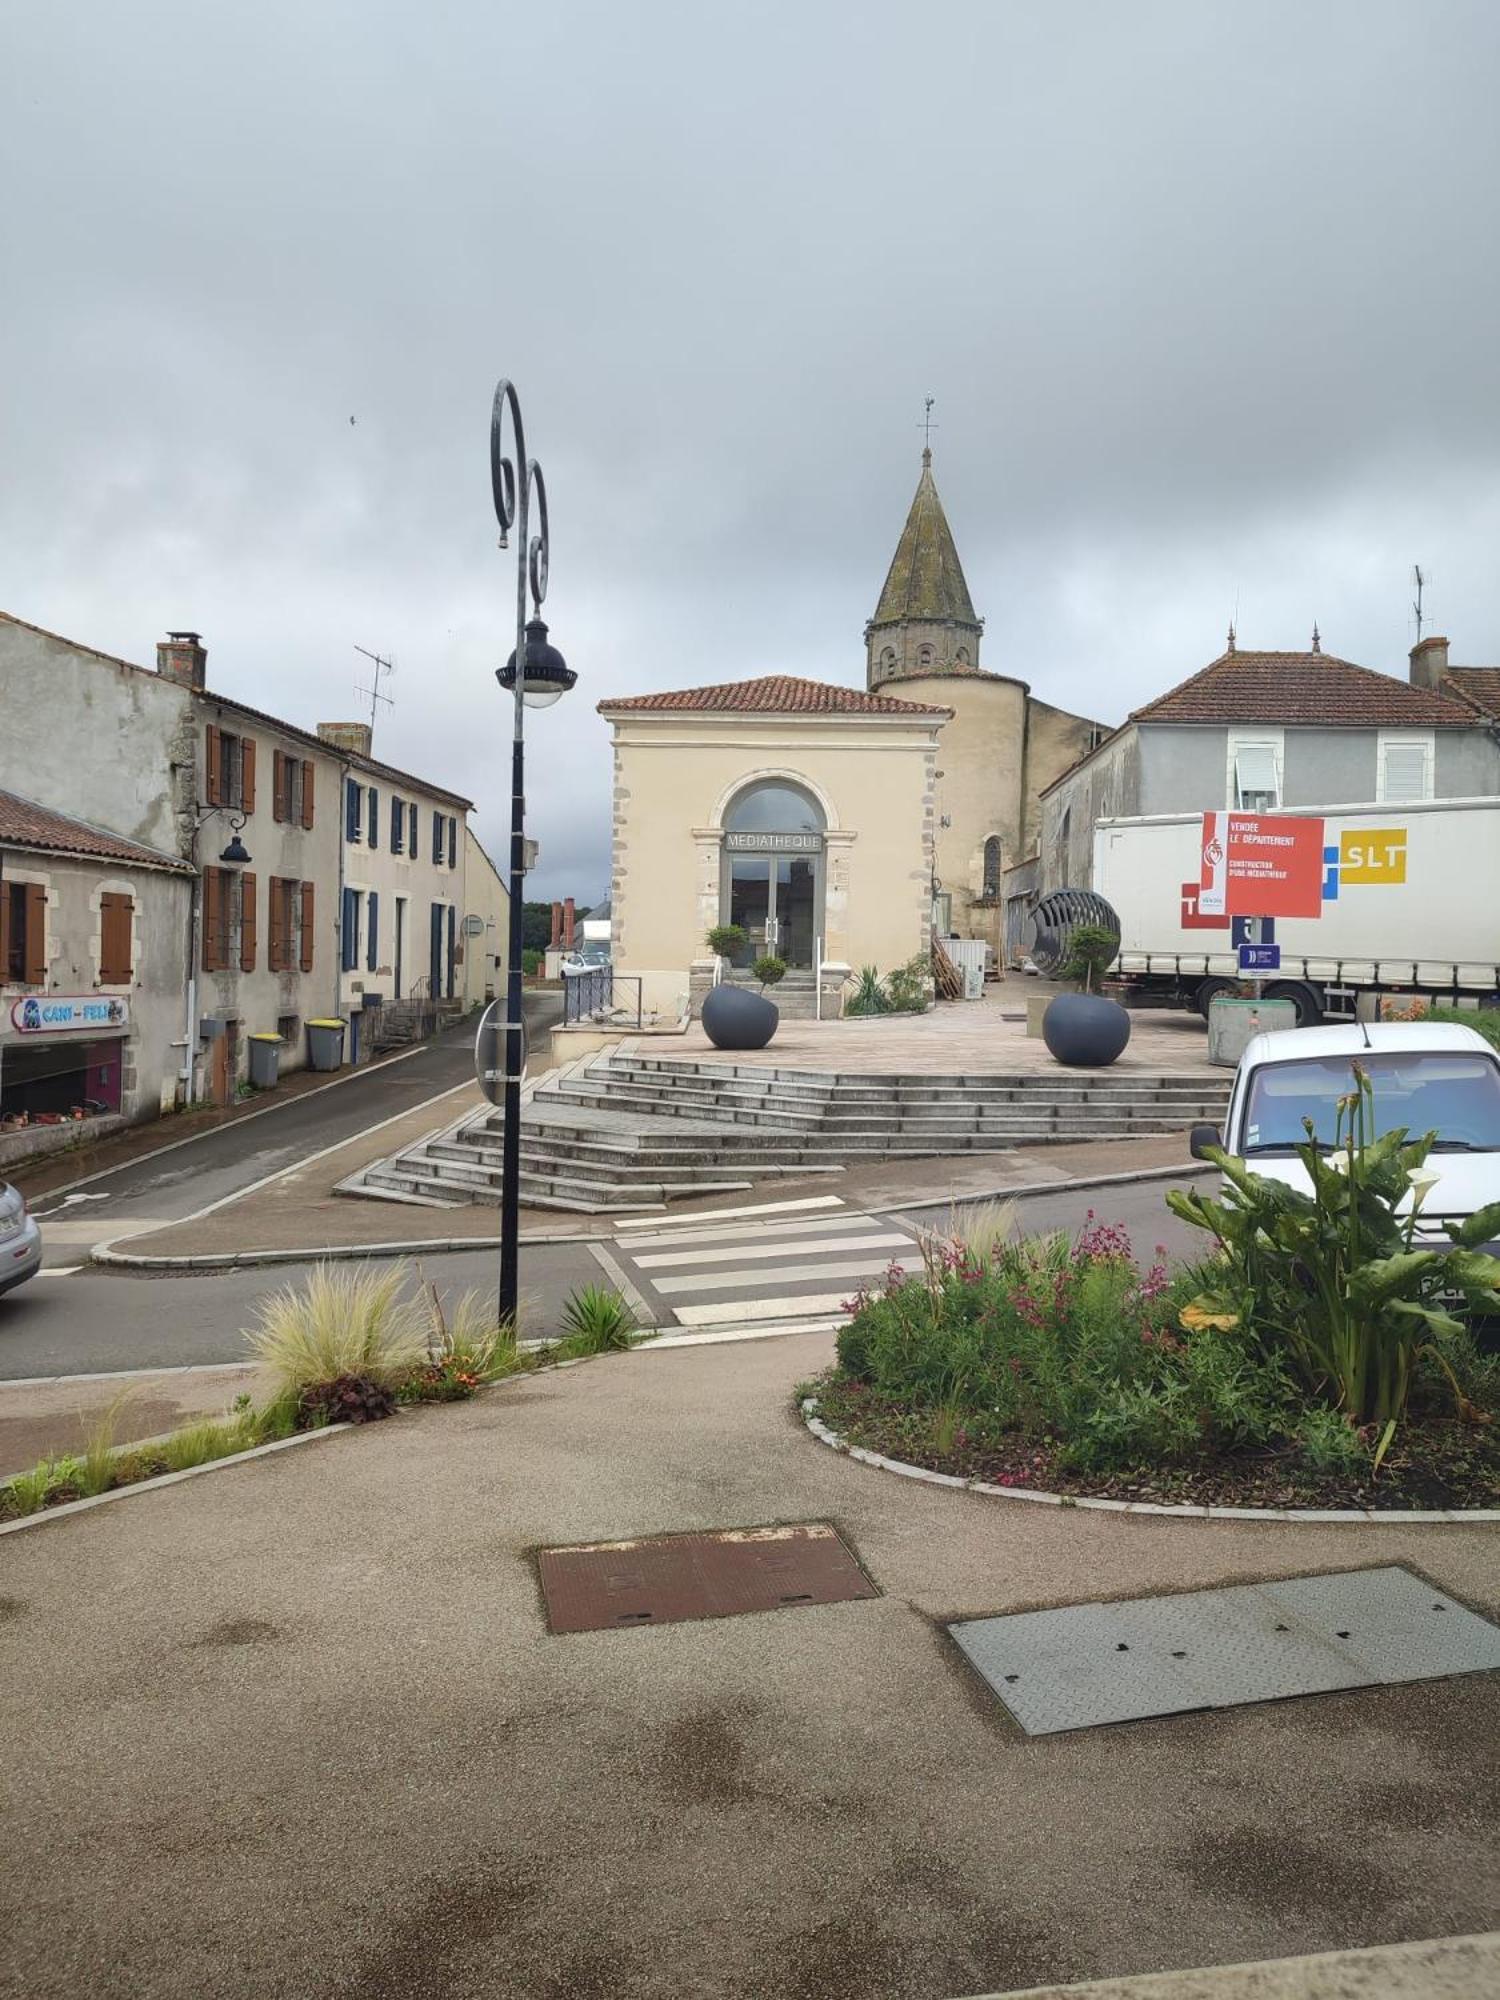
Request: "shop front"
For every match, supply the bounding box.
[0,995,131,1164]
[719,785,825,968]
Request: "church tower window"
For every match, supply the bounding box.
[982,835,1002,898]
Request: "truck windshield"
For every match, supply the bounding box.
[1243,1052,1500,1155]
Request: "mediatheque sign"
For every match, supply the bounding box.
[723,831,822,853]
[7,995,130,1036]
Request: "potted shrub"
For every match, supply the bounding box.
[705,924,748,970]
[1042,922,1131,1066]
[701,946,782,1050]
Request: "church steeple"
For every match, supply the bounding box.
[866,445,984,689]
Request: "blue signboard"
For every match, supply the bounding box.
[1237,943,1281,973]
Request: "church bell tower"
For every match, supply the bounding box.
[865,443,984,690]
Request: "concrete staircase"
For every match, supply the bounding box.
[351,1048,1231,1215]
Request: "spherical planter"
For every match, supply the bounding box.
[700,983,779,1051]
[1041,991,1131,1067]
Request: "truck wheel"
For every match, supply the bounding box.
[1195,977,1237,1020]
[1265,981,1323,1027]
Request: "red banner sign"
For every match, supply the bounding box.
[1180,880,1229,930]
[1199,812,1324,919]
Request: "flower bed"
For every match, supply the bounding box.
[812,1136,1500,1511]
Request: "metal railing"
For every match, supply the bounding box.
[562,965,643,1028]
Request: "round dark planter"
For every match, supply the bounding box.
[700,982,779,1052]
[1042,991,1131,1068]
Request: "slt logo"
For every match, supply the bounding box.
[1323,827,1407,900]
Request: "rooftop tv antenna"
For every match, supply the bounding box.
[353,645,395,742]
[1412,564,1426,642]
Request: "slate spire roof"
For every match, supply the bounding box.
[869,450,980,631]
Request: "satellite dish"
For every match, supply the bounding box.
[475,999,526,1108]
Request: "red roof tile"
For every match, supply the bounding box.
[0,790,192,872]
[1443,666,1500,720]
[1129,649,1477,727]
[597,674,952,717]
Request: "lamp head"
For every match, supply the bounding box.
[219,832,252,865]
[499,617,575,710]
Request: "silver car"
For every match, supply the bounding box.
[0,1181,41,1296]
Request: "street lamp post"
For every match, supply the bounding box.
[491,379,574,1328]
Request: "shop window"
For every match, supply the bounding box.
[3,881,47,985]
[99,891,135,985]
[0,1037,122,1128]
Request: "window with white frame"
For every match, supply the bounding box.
[1228,731,1283,811]
[1377,732,1434,803]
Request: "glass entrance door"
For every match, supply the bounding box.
[723,854,818,969]
[776,857,816,968]
[727,857,770,967]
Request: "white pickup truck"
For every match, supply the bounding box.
[1189,1021,1500,1255]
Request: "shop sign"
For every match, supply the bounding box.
[723,831,822,853]
[7,995,130,1036]
[1198,812,1325,919]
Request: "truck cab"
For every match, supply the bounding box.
[1190,1022,1500,1252]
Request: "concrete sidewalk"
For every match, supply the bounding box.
[3,1329,1496,1999]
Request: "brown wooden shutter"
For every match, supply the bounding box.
[239,873,258,972]
[202,869,221,972]
[240,739,256,814]
[270,876,288,971]
[0,885,9,978]
[301,760,315,829]
[100,891,133,983]
[23,883,46,984]
[205,723,223,807]
[271,750,285,823]
[300,881,315,971]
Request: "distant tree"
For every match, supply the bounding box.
[521,902,554,954]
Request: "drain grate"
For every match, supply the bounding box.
[950,1566,1500,1735]
[538,1522,878,1634]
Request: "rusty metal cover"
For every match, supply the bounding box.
[538,1522,878,1634]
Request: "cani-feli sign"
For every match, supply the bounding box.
[723,831,822,853]
[7,995,130,1036]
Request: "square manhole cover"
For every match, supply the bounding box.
[950,1566,1500,1735]
[538,1522,878,1634]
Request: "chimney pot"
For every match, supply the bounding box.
[563,897,576,950]
[316,721,374,759]
[157,630,207,690]
[1409,634,1450,691]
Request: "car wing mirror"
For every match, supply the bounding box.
[1189,1122,1222,1161]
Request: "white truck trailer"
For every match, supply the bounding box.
[1093,796,1500,1025]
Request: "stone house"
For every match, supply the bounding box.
[1039,631,1500,895]
[0,790,193,1168]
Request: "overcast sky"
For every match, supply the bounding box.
[4,2,1498,899]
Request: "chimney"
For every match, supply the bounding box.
[563,897,576,950]
[157,630,207,690]
[1409,635,1450,691]
[550,901,563,948]
[316,721,374,759]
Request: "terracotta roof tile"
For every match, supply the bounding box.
[0,790,192,872]
[1443,666,1500,720]
[1129,649,1477,727]
[597,674,953,717]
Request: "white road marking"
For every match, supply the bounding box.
[673,1291,860,1328]
[616,1213,884,1253]
[613,1194,844,1232]
[35,1266,84,1277]
[653,1256,896,1298]
[642,1319,845,1349]
[632,1230,910,1271]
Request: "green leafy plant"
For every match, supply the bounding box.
[558,1285,637,1353]
[844,965,889,1017]
[705,924,747,960]
[884,953,932,1014]
[1167,1066,1500,1447]
[247,1261,428,1394]
[401,1283,520,1401]
[1417,1005,1500,1051]
[1058,923,1119,993]
[522,947,544,976]
[752,954,786,991]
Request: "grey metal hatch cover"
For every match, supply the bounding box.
[949,1566,1500,1735]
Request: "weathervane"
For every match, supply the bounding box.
[919,395,937,458]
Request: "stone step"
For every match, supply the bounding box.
[432,1139,811,1186]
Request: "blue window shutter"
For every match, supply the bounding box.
[391,797,402,850]
[346,779,361,843]
[429,902,443,991]
[408,805,418,858]
[367,891,379,971]
[432,809,442,862]
[446,903,456,998]
[367,786,378,849]
[342,887,359,971]
[447,816,457,868]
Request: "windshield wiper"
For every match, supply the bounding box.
[1244,1142,1323,1157]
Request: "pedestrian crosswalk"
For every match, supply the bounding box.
[609,1195,917,1337]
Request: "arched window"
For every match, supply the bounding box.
[982,835,1002,898]
[917,644,935,667]
[724,781,825,836]
[955,647,970,666]
[879,647,896,671]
